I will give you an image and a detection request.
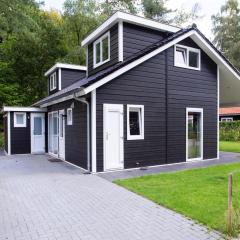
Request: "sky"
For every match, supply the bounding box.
[42,0,228,41]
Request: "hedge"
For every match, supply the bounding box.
[220,121,240,141]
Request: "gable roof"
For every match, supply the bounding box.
[220,107,240,115]
[34,26,240,107]
[44,63,87,76]
[81,11,180,47]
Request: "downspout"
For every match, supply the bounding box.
[74,94,90,173]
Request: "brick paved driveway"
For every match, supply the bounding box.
[0,154,222,240]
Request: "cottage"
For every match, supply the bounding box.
[3,11,240,172]
[219,107,240,122]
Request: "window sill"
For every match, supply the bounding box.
[174,64,200,71]
[127,135,144,140]
[93,58,110,69]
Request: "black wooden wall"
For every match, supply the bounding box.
[95,37,217,171]
[61,69,86,89]
[10,112,31,154]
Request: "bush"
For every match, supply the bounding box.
[0,132,4,148]
[220,121,240,141]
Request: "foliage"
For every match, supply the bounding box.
[212,0,240,69]
[115,162,240,235]
[0,132,3,148]
[220,121,240,141]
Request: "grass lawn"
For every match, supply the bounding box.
[115,163,240,234]
[220,141,240,153]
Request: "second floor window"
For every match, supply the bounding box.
[93,32,110,68]
[50,72,57,91]
[174,44,201,70]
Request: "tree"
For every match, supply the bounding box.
[212,0,240,69]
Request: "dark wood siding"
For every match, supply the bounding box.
[4,115,8,153]
[123,22,170,59]
[88,24,119,76]
[61,69,86,89]
[48,70,59,95]
[48,100,88,169]
[96,37,217,171]
[11,112,31,154]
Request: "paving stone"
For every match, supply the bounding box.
[0,154,224,240]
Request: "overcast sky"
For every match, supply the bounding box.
[43,0,230,41]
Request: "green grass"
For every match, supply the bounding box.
[220,141,240,153]
[115,163,240,234]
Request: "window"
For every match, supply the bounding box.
[175,44,200,70]
[67,108,73,125]
[127,105,144,140]
[221,117,233,122]
[50,72,57,91]
[93,32,110,68]
[14,112,26,127]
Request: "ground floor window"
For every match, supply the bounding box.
[48,111,58,155]
[127,105,144,140]
[221,117,233,122]
[14,112,26,127]
[186,108,203,161]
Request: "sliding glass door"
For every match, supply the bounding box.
[187,108,203,161]
[48,112,59,156]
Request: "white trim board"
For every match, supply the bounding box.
[77,30,240,97]
[7,112,11,155]
[82,11,180,47]
[91,90,97,173]
[3,107,47,113]
[45,63,87,76]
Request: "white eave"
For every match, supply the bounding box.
[44,63,87,76]
[81,11,180,47]
[2,107,47,113]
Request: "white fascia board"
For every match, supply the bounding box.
[40,94,74,108]
[77,30,195,96]
[2,107,47,112]
[45,63,87,76]
[81,11,180,47]
[77,30,240,96]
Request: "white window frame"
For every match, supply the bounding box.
[221,117,233,122]
[93,31,110,68]
[127,105,144,140]
[174,44,201,71]
[67,108,73,125]
[14,112,26,127]
[50,72,57,91]
[186,107,203,161]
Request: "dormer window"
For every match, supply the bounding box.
[93,32,110,68]
[50,72,57,91]
[174,45,200,70]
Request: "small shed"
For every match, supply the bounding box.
[2,107,47,155]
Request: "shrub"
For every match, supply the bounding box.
[220,121,240,141]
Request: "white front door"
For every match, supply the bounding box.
[104,104,124,170]
[58,110,65,159]
[31,113,45,154]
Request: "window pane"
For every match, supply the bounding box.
[96,42,101,63]
[176,47,187,65]
[189,51,199,68]
[129,110,140,135]
[53,116,58,135]
[16,114,24,124]
[102,36,109,61]
[188,112,201,159]
[34,117,42,135]
[67,109,72,124]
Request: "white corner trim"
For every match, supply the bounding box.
[3,107,47,112]
[93,31,110,69]
[127,105,144,140]
[45,63,87,76]
[7,112,11,155]
[77,30,195,97]
[118,21,123,62]
[91,90,97,173]
[59,68,62,90]
[81,11,180,47]
[217,66,220,159]
[174,44,201,71]
[186,107,203,162]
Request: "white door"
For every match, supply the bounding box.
[104,104,124,170]
[31,113,45,154]
[58,110,65,159]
